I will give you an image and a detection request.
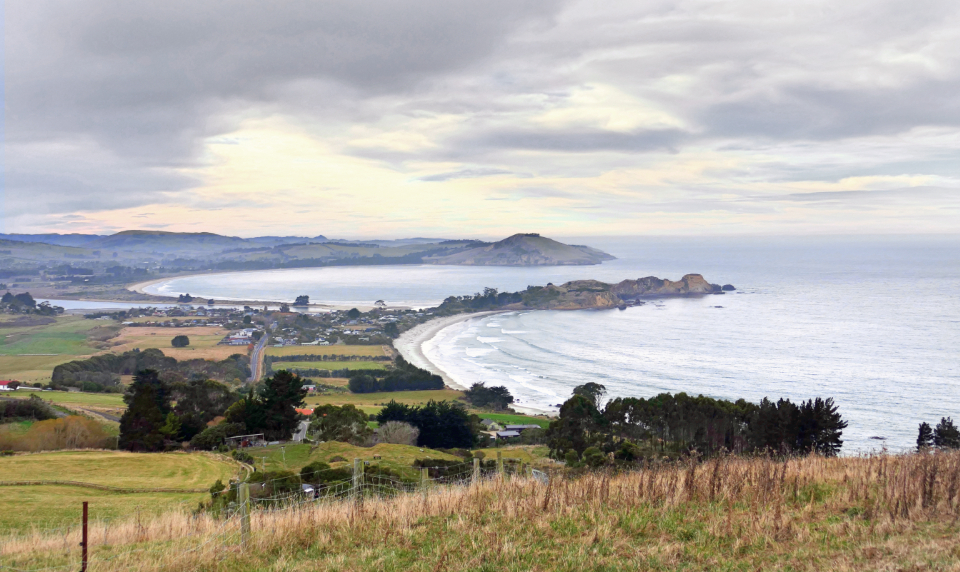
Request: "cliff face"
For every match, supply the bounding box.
[424,233,615,266]
[611,274,721,298]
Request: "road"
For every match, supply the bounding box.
[293,420,309,442]
[247,331,269,383]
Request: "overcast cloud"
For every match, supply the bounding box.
[3,0,959,237]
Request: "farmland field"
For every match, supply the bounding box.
[265,345,387,358]
[5,391,126,408]
[271,360,387,371]
[107,326,242,361]
[474,412,551,428]
[0,316,111,382]
[303,389,465,414]
[0,451,239,532]
[250,442,460,474]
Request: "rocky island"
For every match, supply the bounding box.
[435,273,729,314]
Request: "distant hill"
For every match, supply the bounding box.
[423,233,615,266]
[0,233,103,247]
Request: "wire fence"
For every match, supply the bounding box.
[0,454,542,571]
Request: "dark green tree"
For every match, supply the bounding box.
[294,295,310,306]
[171,335,190,348]
[572,382,607,409]
[347,308,361,319]
[172,379,239,440]
[375,399,477,449]
[243,315,252,325]
[934,417,960,449]
[917,422,934,450]
[259,370,308,440]
[224,389,268,435]
[383,322,400,338]
[546,394,606,458]
[463,382,514,410]
[309,404,372,445]
[118,369,173,451]
[796,398,847,456]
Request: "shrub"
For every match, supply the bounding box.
[582,447,607,468]
[190,422,246,450]
[0,416,114,452]
[375,421,419,445]
[171,335,190,348]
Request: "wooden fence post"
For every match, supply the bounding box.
[352,458,362,501]
[497,451,503,478]
[472,457,480,484]
[80,501,88,572]
[421,467,429,498]
[239,482,251,549]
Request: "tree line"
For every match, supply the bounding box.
[917,418,960,450]
[546,383,848,461]
[347,356,444,393]
[118,369,307,451]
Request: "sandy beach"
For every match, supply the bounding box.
[393,311,504,391]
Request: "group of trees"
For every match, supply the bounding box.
[52,348,250,392]
[463,382,514,410]
[546,383,849,462]
[917,418,960,450]
[118,369,307,451]
[376,400,480,449]
[171,335,190,348]
[0,395,57,423]
[347,356,444,393]
[0,292,63,315]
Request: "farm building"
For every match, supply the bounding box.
[0,381,20,391]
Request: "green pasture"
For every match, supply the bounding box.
[249,442,460,474]
[5,391,126,408]
[0,485,208,533]
[265,345,386,358]
[303,389,464,413]
[272,360,387,372]
[0,316,105,357]
[475,412,552,428]
[0,450,238,490]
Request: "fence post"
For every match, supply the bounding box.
[472,457,480,484]
[239,482,250,549]
[80,501,88,572]
[421,467,429,498]
[352,458,362,501]
[497,451,503,478]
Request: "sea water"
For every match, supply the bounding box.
[146,236,960,453]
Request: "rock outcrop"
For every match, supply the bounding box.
[506,275,727,311]
[611,274,722,299]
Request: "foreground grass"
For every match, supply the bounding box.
[4,451,960,571]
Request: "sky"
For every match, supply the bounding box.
[3,0,960,239]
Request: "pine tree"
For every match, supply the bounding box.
[917,422,934,450]
[933,417,960,449]
[118,369,172,451]
[259,370,307,440]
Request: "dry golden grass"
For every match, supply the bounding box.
[4,450,960,571]
[105,326,243,361]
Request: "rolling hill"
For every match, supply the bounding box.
[423,233,615,266]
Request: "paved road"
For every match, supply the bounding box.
[247,332,269,383]
[293,420,309,442]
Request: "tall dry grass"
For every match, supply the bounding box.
[4,450,960,571]
[0,416,114,452]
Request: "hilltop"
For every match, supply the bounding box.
[423,233,615,266]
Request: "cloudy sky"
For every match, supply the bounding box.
[3,0,960,238]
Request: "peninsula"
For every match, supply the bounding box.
[423,233,615,266]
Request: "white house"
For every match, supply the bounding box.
[0,381,19,391]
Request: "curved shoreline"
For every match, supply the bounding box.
[394,311,554,416]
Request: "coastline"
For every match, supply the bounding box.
[393,311,505,392]
[393,310,555,416]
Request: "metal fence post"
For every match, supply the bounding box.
[80,501,88,572]
[239,482,251,549]
[472,457,480,484]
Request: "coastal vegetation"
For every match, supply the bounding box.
[346,356,444,393]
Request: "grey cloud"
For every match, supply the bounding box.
[469,128,688,153]
[417,168,515,182]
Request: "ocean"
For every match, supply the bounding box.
[144,235,960,453]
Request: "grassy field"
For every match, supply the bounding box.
[266,345,387,358]
[249,442,461,474]
[476,412,552,428]
[303,389,465,415]
[0,451,239,533]
[5,451,960,571]
[0,316,110,383]
[272,360,387,371]
[108,326,241,361]
[5,390,126,408]
[472,445,551,464]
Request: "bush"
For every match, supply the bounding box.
[582,447,607,468]
[231,449,254,464]
[171,335,190,348]
[247,470,300,498]
[564,450,579,466]
[375,421,419,445]
[190,422,246,450]
[614,441,643,462]
[0,416,114,452]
